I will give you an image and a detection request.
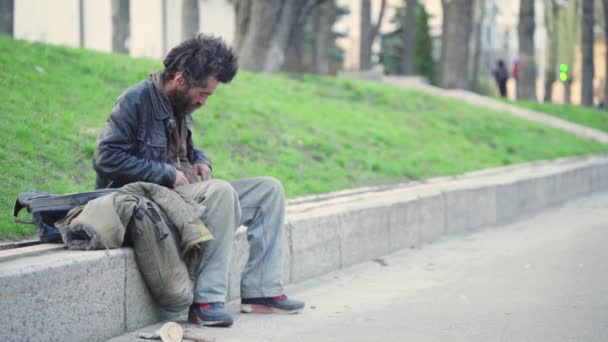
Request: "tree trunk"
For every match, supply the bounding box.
[439,0,448,83]
[359,0,386,70]
[401,0,417,75]
[543,79,553,102]
[233,0,252,54]
[263,1,301,72]
[0,0,13,36]
[309,4,319,73]
[439,0,473,89]
[581,0,595,107]
[604,0,608,109]
[234,0,330,73]
[284,17,306,73]
[564,80,572,104]
[79,0,85,47]
[517,0,536,100]
[182,0,199,40]
[360,0,372,70]
[285,0,335,74]
[468,0,484,85]
[313,0,333,74]
[544,0,559,102]
[237,0,285,72]
[111,0,129,53]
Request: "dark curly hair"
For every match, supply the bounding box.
[163,34,238,86]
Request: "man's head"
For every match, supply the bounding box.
[162,34,238,115]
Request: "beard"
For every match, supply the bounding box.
[167,88,194,116]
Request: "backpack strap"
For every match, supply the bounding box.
[13,191,54,224]
[13,189,118,225]
[13,198,34,224]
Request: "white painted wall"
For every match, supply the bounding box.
[165,0,183,53]
[129,0,163,58]
[12,0,236,59]
[83,0,112,52]
[200,0,235,45]
[14,0,80,47]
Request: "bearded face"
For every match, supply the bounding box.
[165,75,219,116]
[167,86,196,116]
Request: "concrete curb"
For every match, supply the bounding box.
[2,155,608,342]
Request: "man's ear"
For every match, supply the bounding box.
[174,72,186,87]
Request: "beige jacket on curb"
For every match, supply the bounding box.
[56,181,213,313]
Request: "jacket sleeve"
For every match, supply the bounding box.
[94,94,176,187]
[186,114,212,169]
[190,142,212,169]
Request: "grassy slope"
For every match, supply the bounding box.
[1,36,607,237]
[512,100,608,133]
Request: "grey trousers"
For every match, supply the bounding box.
[177,176,286,303]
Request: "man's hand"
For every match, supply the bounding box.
[174,169,190,187]
[194,163,212,181]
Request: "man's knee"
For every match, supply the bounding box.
[258,176,285,199]
[204,179,241,223]
[206,179,237,200]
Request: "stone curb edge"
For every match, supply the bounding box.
[1,154,607,342]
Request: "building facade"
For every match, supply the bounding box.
[12,0,234,59]
[8,0,607,105]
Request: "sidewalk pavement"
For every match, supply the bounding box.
[3,155,608,342]
[109,190,608,342]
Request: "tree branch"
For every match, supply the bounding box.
[368,0,387,44]
[298,0,329,26]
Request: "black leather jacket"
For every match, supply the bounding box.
[94,79,211,189]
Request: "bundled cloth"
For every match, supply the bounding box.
[56,182,213,313]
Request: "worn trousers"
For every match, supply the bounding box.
[177,176,286,303]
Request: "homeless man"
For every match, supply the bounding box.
[93,34,304,327]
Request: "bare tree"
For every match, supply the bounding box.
[263,1,304,72]
[182,0,199,40]
[517,0,536,100]
[604,0,608,109]
[468,0,485,85]
[544,0,559,102]
[0,0,13,36]
[233,0,252,55]
[234,0,330,73]
[556,0,581,104]
[401,0,417,75]
[439,0,473,89]
[359,0,387,70]
[581,0,594,107]
[111,0,130,53]
[313,0,334,74]
[284,1,321,72]
[235,0,291,72]
[284,13,307,73]
[79,0,85,47]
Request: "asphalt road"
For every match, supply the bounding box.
[115,191,608,342]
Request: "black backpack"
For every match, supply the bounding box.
[13,189,118,242]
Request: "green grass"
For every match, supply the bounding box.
[511,100,608,133]
[2,36,608,238]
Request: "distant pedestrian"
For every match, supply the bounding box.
[492,59,509,98]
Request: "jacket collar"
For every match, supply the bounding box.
[147,75,171,121]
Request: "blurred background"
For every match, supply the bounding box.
[1,0,605,107]
[3,0,608,239]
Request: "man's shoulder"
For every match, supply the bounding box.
[116,79,153,105]
[108,79,154,122]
